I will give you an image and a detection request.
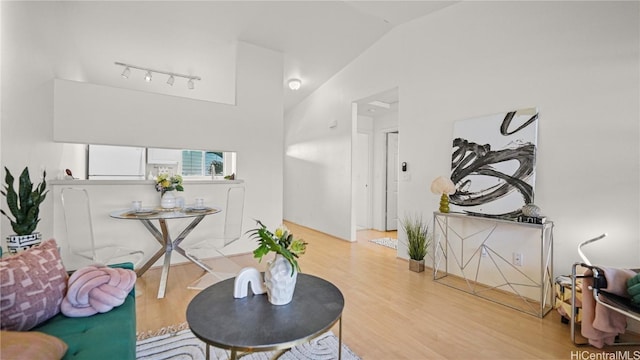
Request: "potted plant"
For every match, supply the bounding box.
[401,215,431,272]
[1,167,48,253]
[248,220,307,305]
[155,173,183,208]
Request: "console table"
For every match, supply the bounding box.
[432,211,554,317]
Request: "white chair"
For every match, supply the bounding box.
[184,186,245,286]
[61,188,144,269]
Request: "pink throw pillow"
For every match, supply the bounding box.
[0,239,68,331]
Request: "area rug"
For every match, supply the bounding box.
[369,237,398,250]
[136,324,361,360]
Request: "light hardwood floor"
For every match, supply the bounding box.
[135,222,639,359]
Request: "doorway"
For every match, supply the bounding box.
[352,88,399,238]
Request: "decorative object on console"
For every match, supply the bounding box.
[449,107,539,220]
[249,221,307,305]
[430,176,456,213]
[400,215,431,273]
[518,203,546,224]
[155,173,183,209]
[1,166,48,253]
[521,203,542,217]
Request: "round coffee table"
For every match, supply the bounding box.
[186,273,344,360]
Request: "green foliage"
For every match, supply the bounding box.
[155,174,184,194]
[401,215,431,261]
[0,167,48,236]
[248,220,307,276]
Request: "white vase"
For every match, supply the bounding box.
[160,191,176,209]
[264,254,298,305]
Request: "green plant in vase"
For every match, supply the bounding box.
[400,214,431,272]
[249,220,307,275]
[248,220,308,305]
[1,167,48,253]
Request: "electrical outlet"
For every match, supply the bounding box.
[513,252,523,266]
[481,246,488,257]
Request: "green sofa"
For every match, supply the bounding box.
[31,262,137,360]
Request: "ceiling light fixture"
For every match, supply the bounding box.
[115,62,201,90]
[288,78,302,91]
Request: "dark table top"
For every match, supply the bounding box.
[186,273,344,352]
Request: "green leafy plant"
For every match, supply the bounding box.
[1,167,48,236]
[401,215,431,261]
[248,220,307,275]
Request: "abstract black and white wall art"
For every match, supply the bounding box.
[449,108,539,219]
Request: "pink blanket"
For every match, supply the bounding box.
[61,265,136,317]
[581,267,636,348]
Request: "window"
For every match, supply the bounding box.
[84,145,236,180]
[181,150,231,177]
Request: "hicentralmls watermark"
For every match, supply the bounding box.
[570,351,640,360]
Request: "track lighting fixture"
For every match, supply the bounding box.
[115,62,201,90]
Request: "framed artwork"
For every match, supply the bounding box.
[449,108,539,219]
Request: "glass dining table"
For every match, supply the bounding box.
[110,206,221,298]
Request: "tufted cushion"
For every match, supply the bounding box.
[0,330,68,360]
[61,265,136,317]
[0,239,68,331]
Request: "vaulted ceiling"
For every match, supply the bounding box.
[45,1,455,112]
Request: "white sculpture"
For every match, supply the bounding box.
[233,267,267,298]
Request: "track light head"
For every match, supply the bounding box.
[144,71,152,82]
[187,78,195,90]
[121,67,131,79]
[167,75,175,86]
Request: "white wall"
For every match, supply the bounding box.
[284,1,640,274]
[283,30,404,240]
[1,3,284,255]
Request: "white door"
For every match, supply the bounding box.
[355,133,371,230]
[385,132,399,231]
